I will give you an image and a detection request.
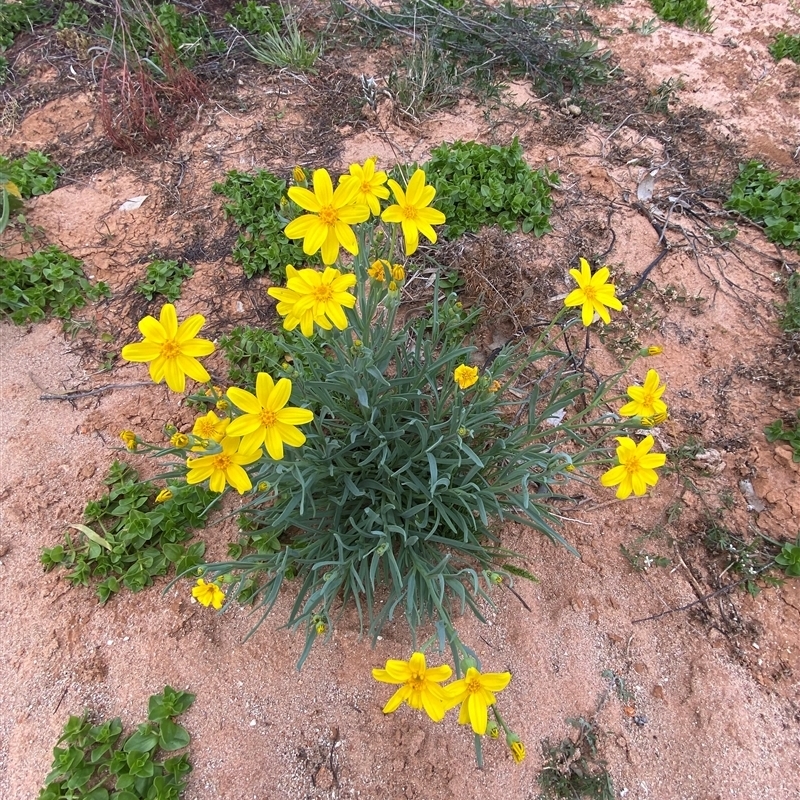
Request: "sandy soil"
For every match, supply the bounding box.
[1,1,799,799]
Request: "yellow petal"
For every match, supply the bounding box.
[138,315,166,343]
[477,671,511,692]
[163,358,186,393]
[381,204,403,224]
[176,313,206,343]
[287,186,321,213]
[401,219,419,256]
[255,372,276,408]
[312,168,334,205]
[179,339,215,357]
[264,426,284,460]
[228,387,261,415]
[226,463,253,494]
[176,354,210,383]
[159,304,178,339]
[268,378,292,412]
[121,341,162,362]
[405,169,426,207]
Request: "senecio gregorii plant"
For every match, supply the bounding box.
[120,157,669,767]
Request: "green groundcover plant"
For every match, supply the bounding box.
[726,161,800,250]
[769,32,800,64]
[1,150,61,235]
[38,686,194,800]
[116,157,669,765]
[0,246,110,324]
[649,0,713,32]
[42,461,215,603]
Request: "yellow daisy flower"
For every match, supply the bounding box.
[284,168,370,265]
[226,373,314,459]
[381,169,446,255]
[338,157,390,216]
[185,435,261,494]
[563,258,623,326]
[619,369,668,419]
[191,410,230,450]
[121,304,215,393]
[372,652,453,723]
[600,435,667,499]
[454,364,479,389]
[192,578,225,609]
[267,265,357,337]
[443,666,511,735]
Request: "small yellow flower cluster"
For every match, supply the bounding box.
[557,264,671,499]
[596,368,669,499]
[121,306,316,495]
[367,259,405,285]
[373,652,524,762]
[119,430,138,451]
[283,159,445,265]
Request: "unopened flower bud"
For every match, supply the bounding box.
[368,259,389,282]
[257,481,270,492]
[489,572,503,585]
[316,621,327,635]
[388,280,398,293]
[565,464,576,473]
[508,737,525,763]
[216,399,229,411]
[488,380,501,393]
[487,720,500,739]
[391,264,405,282]
[120,430,137,451]
[170,432,190,448]
[458,426,468,437]
[643,345,663,356]
[293,166,306,183]
[155,488,173,503]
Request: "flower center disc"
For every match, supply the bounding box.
[259,409,278,427]
[466,677,482,693]
[161,340,180,358]
[312,285,333,303]
[213,454,232,470]
[402,205,419,221]
[582,286,597,302]
[318,206,338,226]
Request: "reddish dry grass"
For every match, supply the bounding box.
[98,1,206,153]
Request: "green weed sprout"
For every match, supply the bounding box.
[775,537,800,578]
[769,32,800,64]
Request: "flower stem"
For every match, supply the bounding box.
[473,733,484,770]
